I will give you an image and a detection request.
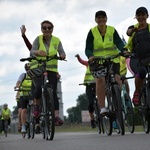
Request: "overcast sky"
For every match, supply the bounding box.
[0,0,149,116]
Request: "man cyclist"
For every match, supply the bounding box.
[14,63,32,133]
[1,104,11,135]
[75,54,96,128]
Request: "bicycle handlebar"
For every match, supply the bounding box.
[20,55,67,62]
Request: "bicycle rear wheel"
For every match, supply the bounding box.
[113,84,125,135]
[30,117,35,139]
[124,93,135,133]
[140,87,150,134]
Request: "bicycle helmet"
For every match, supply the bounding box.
[89,60,107,78]
[27,66,44,79]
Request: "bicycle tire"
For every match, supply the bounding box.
[103,86,113,136]
[124,93,135,133]
[26,107,31,139]
[42,87,55,140]
[40,116,45,139]
[30,117,35,139]
[140,87,150,133]
[94,99,104,134]
[112,84,125,135]
[46,87,55,140]
[26,122,30,139]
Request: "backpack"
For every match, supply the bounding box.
[133,28,150,65]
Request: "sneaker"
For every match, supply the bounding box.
[21,125,26,133]
[100,107,108,115]
[91,120,96,128]
[112,121,119,129]
[55,117,64,126]
[35,124,41,134]
[33,105,40,118]
[132,92,140,106]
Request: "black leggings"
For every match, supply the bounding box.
[32,71,59,110]
[2,118,11,131]
[86,84,96,113]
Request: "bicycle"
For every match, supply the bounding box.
[79,83,104,134]
[89,53,125,136]
[20,55,66,140]
[121,76,135,133]
[138,63,150,133]
[14,88,34,138]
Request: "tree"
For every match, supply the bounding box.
[66,93,88,123]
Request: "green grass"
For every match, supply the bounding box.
[55,123,144,132]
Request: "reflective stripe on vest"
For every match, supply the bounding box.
[91,26,119,63]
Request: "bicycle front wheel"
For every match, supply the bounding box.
[103,87,113,136]
[124,93,135,133]
[140,88,150,133]
[113,84,125,135]
[94,99,104,134]
[43,87,55,140]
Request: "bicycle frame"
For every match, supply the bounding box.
[20,55,65,140]
[92,53,125,135]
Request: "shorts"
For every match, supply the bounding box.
[20,96,30,109]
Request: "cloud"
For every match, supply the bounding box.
[0,0,150,116]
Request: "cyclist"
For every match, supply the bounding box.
[1,104,11,135]
[125,7,150,106]
[75,54,96,128]
[85,10,127,115]
[15,91,22,132]
[20,25,64,128]
[14,63,32,133]
[30,20,66,126]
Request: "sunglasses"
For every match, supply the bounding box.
[42,26,52,30]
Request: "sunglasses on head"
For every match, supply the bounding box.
[42,26,52,30]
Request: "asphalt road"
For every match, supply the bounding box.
[0,132,150,150]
